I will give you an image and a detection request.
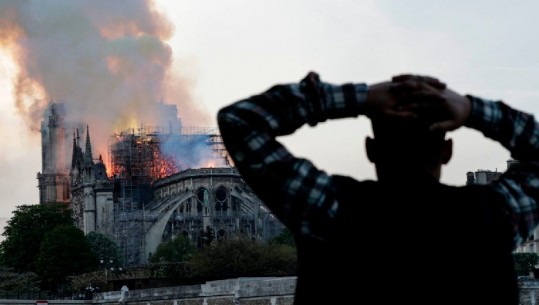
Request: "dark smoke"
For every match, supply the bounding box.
[0,0,210,159]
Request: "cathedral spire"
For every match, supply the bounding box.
[71,131,77,169]
[84,125,94,165]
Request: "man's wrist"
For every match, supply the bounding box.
[357,84,369,116]
[463,95,494,130]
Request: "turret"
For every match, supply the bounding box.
[83,125,96,234]
[71,132,77,169]
[84,125,94,166]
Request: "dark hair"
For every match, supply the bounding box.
[370,117,447,167]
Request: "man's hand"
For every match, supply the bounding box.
[366,75,445,121]
[391,74,472,132]
[427,87,472,131]
[365,81,419,120]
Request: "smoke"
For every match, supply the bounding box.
[161,134,228,170]
[0,0,210,158]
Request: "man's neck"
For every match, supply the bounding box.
[376,166,441,182]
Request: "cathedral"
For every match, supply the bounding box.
[38,103,284,265]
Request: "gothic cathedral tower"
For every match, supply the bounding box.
[37,103,70,205]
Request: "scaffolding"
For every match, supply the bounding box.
[109,126,175,265]
[181,126,231,167]
[114,206,144,266]
[110,126,178,185]
[107,125,231,265]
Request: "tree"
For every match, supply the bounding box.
[149,236,196,278]
[189,238,262,278]
[0,204,73,272]
[513,253,539,276]
[259,243,297,276]
[268,228,295,247]
[0,266,40,295]
[86,232,123,267]
[149,235,195,264]
[189,237,297,279]
[36,224,98,292]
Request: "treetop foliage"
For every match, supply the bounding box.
[189,237,297,279]
[86,232,123,266]
[149,235,195,264]
[0,204,73,272]
[513,252,539,276]
[37,224,98,291]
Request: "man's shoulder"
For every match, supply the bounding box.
[331,173,501,202]
[331,174,376,187]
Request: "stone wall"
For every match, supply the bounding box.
[96,277,296,305]
[520,279,539,305]
[8,276,539,305]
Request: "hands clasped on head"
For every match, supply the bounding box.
[366,74,471,132]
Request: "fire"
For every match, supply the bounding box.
[203,161,215,168]
[100,125,231,181]
[108,127,180,183]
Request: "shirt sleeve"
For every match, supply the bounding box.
[217,72,368,239]
[465,95,539,248]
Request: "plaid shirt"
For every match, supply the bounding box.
[217,72,539,248]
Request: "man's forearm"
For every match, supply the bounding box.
[217,73,367,235]
[465,96,538,161]
[465,96,539,247]
[218,72,368,138]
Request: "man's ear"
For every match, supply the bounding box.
[442,138,453,164]
[366,137,376,163]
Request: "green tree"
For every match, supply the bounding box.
[189,237,297,279]
[269,228,295,246]
[86,232,123,267]
[0,204,73,272]
[150,235,196,263]
[513,252,539,276]
[36,224,98,292]
[0,266,40,295]
[260,243,297,276]
[190,238,262,278]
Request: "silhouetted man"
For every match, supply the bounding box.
[217,72,539,305]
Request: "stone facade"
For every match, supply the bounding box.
[39,103,284,265]
[37,103,71,205]
[70,127,113,235]
[143,168,284,263]
[65,129,283,265]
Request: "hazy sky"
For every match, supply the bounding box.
[1,0,538,228]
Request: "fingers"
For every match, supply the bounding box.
[392,74,446,90]
[384,109,418,120]
[429,120,457,132]
[391,81,446,113]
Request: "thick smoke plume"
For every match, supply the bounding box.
[0,0,209,160]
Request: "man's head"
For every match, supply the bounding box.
[366,117,452,180]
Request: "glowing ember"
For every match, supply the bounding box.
[109,128,178,183]
[108,126,230,183]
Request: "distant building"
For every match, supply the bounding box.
[39,103,285,266]
[466,160,538,254]
[465,159,521,185]
[465,170,502,185]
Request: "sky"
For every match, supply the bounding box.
[0,0,538,231]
